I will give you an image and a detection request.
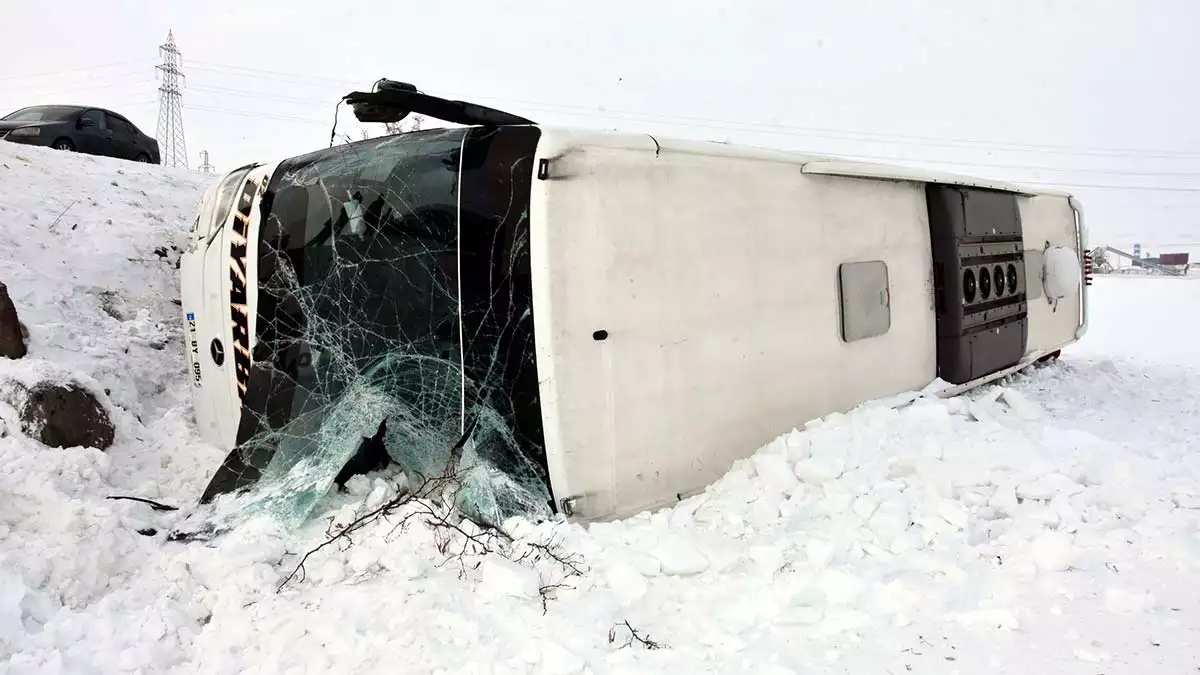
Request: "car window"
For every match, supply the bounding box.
[2,106,79,122]
[79,109,105,129]
[105,113,133,134]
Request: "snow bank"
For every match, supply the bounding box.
[3,142,1200,674]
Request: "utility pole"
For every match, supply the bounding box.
[198,150,214,174]
[156,30,189,169]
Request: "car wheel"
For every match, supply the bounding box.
[52,139,75,151]
[134,153,151,163]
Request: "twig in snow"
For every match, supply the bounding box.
[514,536,589,577]
[607,620,664,650]
[277,422,491,591]
[106,495,179,511]
[538,582,570,615]
[49,200,77,229]
[277,475,425,591]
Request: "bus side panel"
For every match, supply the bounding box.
[180,164,272,451]
[531,135,936,520]
[180,219,241,449]
[1021,195,1083,354]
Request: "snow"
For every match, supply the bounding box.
[3,141,1200,673]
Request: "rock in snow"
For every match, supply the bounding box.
[15,381,115,450]
[0,281,27,360]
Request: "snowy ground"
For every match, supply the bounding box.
[2,141,1198,674]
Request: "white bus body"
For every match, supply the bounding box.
[180,126,1087,523]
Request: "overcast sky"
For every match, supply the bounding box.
[2,0,1198,250]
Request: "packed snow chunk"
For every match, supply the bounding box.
[1171,490,1200,510]
[1031,530,1076,572]
[604,562,648,606]
[967,387,1004,423]
[651,537,710,576]
[868,500,911,542]
[783,428,811,461]
[346,545,382,575]
[0,572,33,653]
[793,452,846,485]
[820,569,865,606]
[998,387,1043,419]
[342,474,373,497]
[953,609,1020,631]
[1076,455,1131,487]
[1104,587,1157,615]
[751,451,799,495]
[478,554,541,601]
[1017,473,1082,502]
[988,482,1019,515]
[540,640,586,675]
[937,499,970,529]
[213,517,289,569]
[754,666,798,675]
[921,377,955,396]
[805,539,837,568]
[852,495,879,521]
[746,544,785,576]
[314,559,347,586]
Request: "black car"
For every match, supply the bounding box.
[0,105,160,164]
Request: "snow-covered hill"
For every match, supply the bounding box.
[1,142,1199,674]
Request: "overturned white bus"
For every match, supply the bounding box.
[178,82,1089,535]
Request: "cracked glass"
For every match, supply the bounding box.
[174,126,552,539]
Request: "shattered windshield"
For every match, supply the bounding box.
[177,126,550,538]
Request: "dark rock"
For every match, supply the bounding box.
[0,282,27,359]
[18,382,115,450]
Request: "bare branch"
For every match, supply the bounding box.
[607,620,665,650]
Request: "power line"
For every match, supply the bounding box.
[4,76,157,101]
[185,62,1200,160]
[0,59,154,82]
[176,63,1200,192]
[189,83,334,107]
[181,79,1200,180]
[484,99,1200,160]
[186,104,328,125]
[188,60,356,85]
